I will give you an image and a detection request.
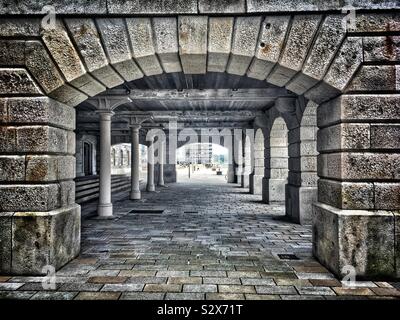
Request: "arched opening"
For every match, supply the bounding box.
[176,143,228,183]
[250,129,265,195]
[1,11,398,282]
[268,117,289,203]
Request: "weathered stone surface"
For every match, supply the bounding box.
[248,0,399,12]
[41,21,86,83]
[374,183,400,210]
[318,153,400,181]
[65,18,123,88]
[318,179,374,210]
[126,18,163,77]
[0,18,40,36]
[317,124,370,152]
[25,155,75,182]
[287,15,345,95]
[207,17,234,73]
[0,126,16,152]
[313,203,396,278]
[227,17,262,76]
[1,97,75,130]
[317,95,400,127]
[0,68,42,95]
[107,0,197,14]
[199,0,245,13]
[0,1,106,14]
[286,185,317,225]
[363,36,400,62]
[11,205,80,275]
[0,40,25,66]
[347,65,399,92]
[25,41,65,94]
[0,156,25,182]
[152,18,181,73]
[178,16,208,74]
[247,16,290,80]
[268,15,321,87]
[370,124,400,149]
[354,13,400,33]
[0,184,60,212]
[16,126,70,154]
[96,18,143,81]
[0,213,12,274]
[306,37,363,104]
[48,85,87,107]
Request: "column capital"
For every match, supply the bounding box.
[96,110,114,121]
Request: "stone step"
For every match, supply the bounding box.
[75,175,132,204]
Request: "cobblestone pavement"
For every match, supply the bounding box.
[1,178,399,300]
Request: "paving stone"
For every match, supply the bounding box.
[296,286,336,296]
[241,278,275,286]
[0,291,35,300]
[203,277,241,285]
[101,284,144,292]
[245,294,280,300]
[219,285,256,294]
[206,293,245,300]
[75,292,121,300]
[166,293,205,300]
[144,284,182,293]
[0,283,24,290]
[167,277,202,284]
[121,292,165,300]
[30,291,78,300]
[88,276,128,284]
[255,285,297,295]
[332,287,375,296]
[59,283,102,292]
[371,288,400,296]
[183,284,217,293]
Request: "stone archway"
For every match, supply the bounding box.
[0,9,399,279]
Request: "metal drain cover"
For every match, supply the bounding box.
[129,209,165,214]
[277,254,299,260]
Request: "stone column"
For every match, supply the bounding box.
[130,124,141,200]
[314,94,400,279]
[146,137,156,192]
[233,130,243,185]
[158,139,165,186]
[97,111,114,218]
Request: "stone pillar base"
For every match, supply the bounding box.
[262,177,269,203]
[130,191,141,200]
[227,165,235,183]
[313,202,399,279]
[269,178,286,202]
[147,185,156,192]
[242,174,250,188]
[249,174,263,195]
[0,205,80,275]
[286,185,317,225]
[163,164,176,183]
[97,203,113,217]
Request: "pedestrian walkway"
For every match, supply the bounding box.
[1,179,399,300]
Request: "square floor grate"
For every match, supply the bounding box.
[277,254,300,260]
[129,209,164,214]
